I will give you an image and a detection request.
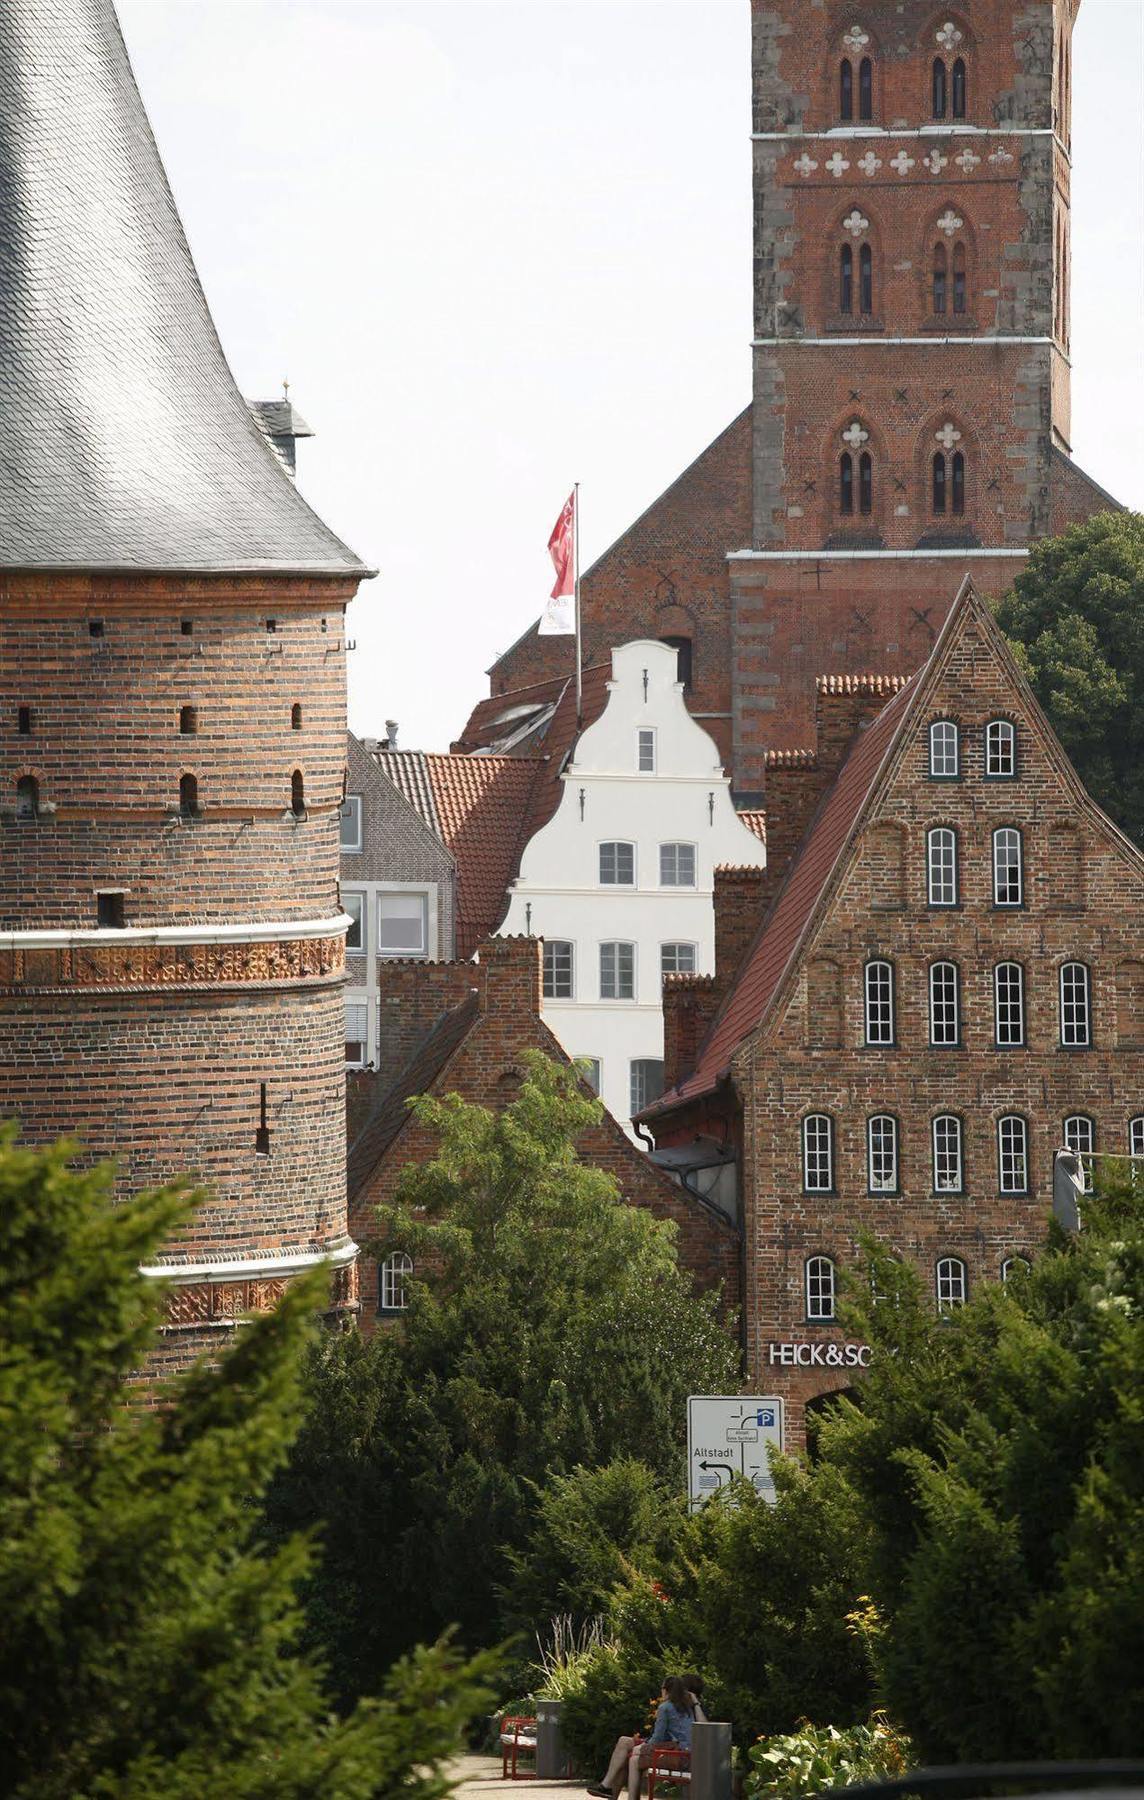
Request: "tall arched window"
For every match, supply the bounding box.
[15,775,39,820]
[840,58,853,120]
[858,56,873,121]
[998,1115,1028,1195]
[868,1115,899,1194]
[951,451,966,515]
[859,242,873,315]
[929,961,960,1046]
[179,772,199,818]
[806,1255,836,1321]
[802,1115,834,1194]
[952,242,967,315]
[1063,1114,1095,1191]
[864,959,895,1044]
[840,243,853,315]
[932,1115,964,1194]
[1060,963,1091,1047]
[859,451,873,516]
[994,962,1025,1047]
[932,57,947,118]
[951,56,967,118]
[379,1251,413,1313]
[933,453,947,514]
[291,703,303,730]
[936,1256,967,1311]
[932,243,948,315]
[291,769,305,817]
[840,454,854,516]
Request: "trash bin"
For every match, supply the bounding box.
[536,1698,566,1779]
[691,1722,732,1800]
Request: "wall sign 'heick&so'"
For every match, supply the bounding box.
[767,1342,871,1369]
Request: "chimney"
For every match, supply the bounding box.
[662,867,768,1090]
[714,866,768,996]
[477,934,542,1017]
[384,719,399,749]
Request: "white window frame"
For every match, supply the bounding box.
[994,962,1025,1047]
[1063,1113,1095,1192]
[661,942,698,977]
[1131,1116,1144,1161]
[929,961,959,1046]
[339,794,363,852]
[992,827,1023,907]
[1060,962,1091,1046]
[1002,1256,1031,1284]
[378,891,429,960]
[343,890,365,956]
[344,1000,368,1069]
[805,1255,836,1321]
[927,827,958,906]
[600,940,636,1000]
[637,728,656,774]
[936,1256,967,1310]
[659,842,697,888]
[630,1058,665,1116]
[379,1251,413,1313]
[932,1114,963,1194]
[997,1114,1028,1195]
[579,1057,602,1096]
[802,1114,834,1194]
[986,718,1016,778]
[599,841,636,886]
[867,1114,898,1194]
[864,959,895,1045]
[542,939,575,1000]
[929,720,959,778]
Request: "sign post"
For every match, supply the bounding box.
[686,1395,783,1510]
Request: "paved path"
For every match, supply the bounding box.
[451,1752,582,1800]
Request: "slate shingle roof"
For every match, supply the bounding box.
[347,992,479,1199]
[0,0,368,575]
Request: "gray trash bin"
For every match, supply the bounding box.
[536,1698,566,1779]
[690,1722,732,1800]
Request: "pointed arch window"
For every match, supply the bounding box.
[932,57,947,119]
[840,454,854,516]
[951,56,967,118]
[858,451,873,516]
[840,58,854,121]
[951,451,966,515]
[932,243,948,315]
[933,452,947,514]
[840,243,853,315]
[952,242,967,315]
[15,775,39,820]
[859,242,873,315]
[858,56,873,121]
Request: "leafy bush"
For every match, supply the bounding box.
[549,1642,666,1779]
[745,1716,912,1800]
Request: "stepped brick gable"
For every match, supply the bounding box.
[645,580,1144,1446]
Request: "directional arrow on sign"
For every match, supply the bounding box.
[699,1462,733,1485]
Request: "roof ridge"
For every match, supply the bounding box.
[816,673,910,695]
[763,747,818,768]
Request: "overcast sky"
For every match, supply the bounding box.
[117,0,1144,753]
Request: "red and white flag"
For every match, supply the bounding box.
[538,490,576,636]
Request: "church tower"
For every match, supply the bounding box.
[730,0,1106,785]
[0,0,371,1366]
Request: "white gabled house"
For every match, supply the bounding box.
[499,640,767,1139]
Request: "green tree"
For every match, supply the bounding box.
[0,1127,494,1800]
[268,1055,740,1700]
[996,510,1144,843]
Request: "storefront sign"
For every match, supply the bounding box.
[767,1341,871,1369]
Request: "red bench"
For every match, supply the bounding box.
[645,1745,691,1800]
[500,1715,538,1780]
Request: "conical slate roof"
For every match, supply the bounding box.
[0,0,369,575]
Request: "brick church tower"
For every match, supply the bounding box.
[0,0,371,1365]
[473,0,1116,787]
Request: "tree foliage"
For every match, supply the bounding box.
[266,1055,740,1701]
[996,510,1144,843]
[0,1128,494,1800]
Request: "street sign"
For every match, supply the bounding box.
[686,1394,784,1510]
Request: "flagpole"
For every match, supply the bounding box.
[573,480,582,729]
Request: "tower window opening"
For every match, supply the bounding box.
[951,451,966,516]
[265,618,278,634]
[97,890,125,929]
[180,618,193,636]
[15,775,39,820]
[932,57,947,119]
[255,1081,271,1156]
[840,58,853,121]
[179,772,199,817]
[859,451,873,516]
[952,243,967,315]
[291,703,303,730]
[179,705,198,736]
[17,706,31,735]
[933,244,947,315]
[859,243,873,316]
[662,635,693,691]
[840,243,853,315]
[933,453,947,514]
[291,769,305,817]
[88,619,104,639]
[858,56,873,121]
[840,453,854,516]
[951,56,966,119]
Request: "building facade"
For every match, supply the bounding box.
[0,0,370,1367]
[645,583,1144,1447]
[499,642,767,1137]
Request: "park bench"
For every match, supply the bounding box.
[500,1714,538,1780]
[645,1744,691,1799]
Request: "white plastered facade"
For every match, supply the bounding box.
[499,640,767,1140]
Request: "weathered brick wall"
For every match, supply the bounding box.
[374,957,479,1094]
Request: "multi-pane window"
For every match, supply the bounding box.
[542,939,574,999]
[932,1114,964,1194]
[806,1255,836,1322]
[986,719,1016,777]
[929,961,960,1046]
[339,794,363,851]
[867,1114,899,1194]
[379,893,428,958]
[929,720,959,778]
[802,1115,834,1194]
[630,1059,665,1115]
[1002,1256,1031,1284]
[343,891,365,954]
[994,962,1025,1046]
[600,941,635,1000]
[379,1252,412,1313]
[637,729,656,773]
[660,842,696,887]
[600,841,636,885]
[1064,1114,1095,1192]
[1060,962,1091,1046]
[1131,1117,1144,1161]
[936,1256,967,1311]
[579,1057,601,1096]
[998,1115,1029,1195]
[927,827,958,906]
[864,960,895,1045]
[345,1001,367,1069]
[993,828,1023,906]
[661,942,697,977]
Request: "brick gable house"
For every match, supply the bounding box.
[347,935,741,1326]
[643,580,1144,1447]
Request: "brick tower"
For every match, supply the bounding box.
[475,0,1118,786]
[0,0,371,1366]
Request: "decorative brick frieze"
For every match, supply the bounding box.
[0,932,344,994]
[159,1255,358,1330]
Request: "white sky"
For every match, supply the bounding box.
[117,0,1144,753]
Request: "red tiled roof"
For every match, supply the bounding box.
[453,675,569,753]
[654,676,916,1108]
[372,749,440,833]
[736,810,767,845]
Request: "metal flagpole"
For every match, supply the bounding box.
[573,480,583,728]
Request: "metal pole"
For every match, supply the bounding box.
[574,479,582,729]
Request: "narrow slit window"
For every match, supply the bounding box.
[840,58,853,120]
[15,775,39,820]
[840,243,853,315]
[952,243,967,314]
[291,703,303,730]
[840,453,854,515]
[179,705,197,736]
[859,451,873,515]
[933,453,947,514]
[291,770,305,817]
[637,728,655,773]
[932,57,947,119]
[933,243,947,315]
[952,451,966,516]
[17,706,31,735]
[859,243,873,316]
[179,772,199,817]
[951,56,967,119]
[858,56,873,121]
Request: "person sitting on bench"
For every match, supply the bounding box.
[587,1675,695,1800]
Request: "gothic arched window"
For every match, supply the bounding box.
[15,775,39,821]
[952,242,967,314]
[858,56,873,120]
[179,772,199,818]
[951,56,967,118]
[859,450,873,516]
[859,242,873,315]
[840,453,854,516]
[840,58,853,121]
[933,452,947,514]
[932,57,947,119]
[951,450,966,515]
[932,243,947,315]
[840,243,853,314]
